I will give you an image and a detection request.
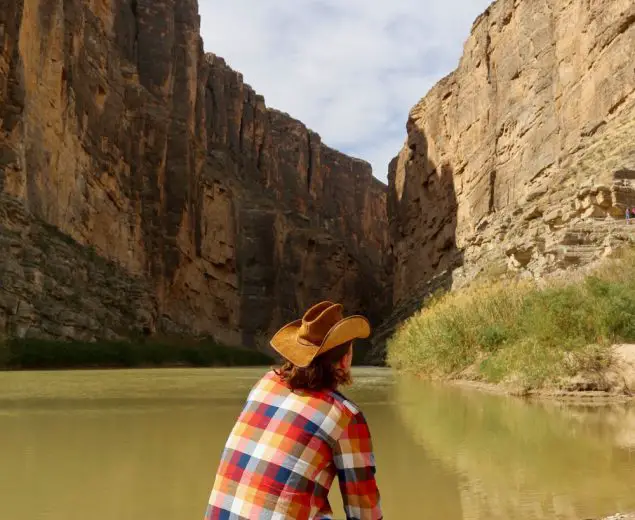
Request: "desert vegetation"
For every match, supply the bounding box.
[387,248,635,391]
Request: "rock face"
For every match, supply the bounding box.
[388,0,635,319]
[0,0,389,346]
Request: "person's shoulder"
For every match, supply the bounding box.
[246,369,285,400]
[329,389,364,420]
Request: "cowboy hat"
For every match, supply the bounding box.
[270,301,371,368]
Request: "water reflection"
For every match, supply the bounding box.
[394,375,635,520]
[0,368,633,520]
[345,369,463,519]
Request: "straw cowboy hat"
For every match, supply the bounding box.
[270,301,371,367]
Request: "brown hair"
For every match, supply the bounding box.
[273,342,352,391]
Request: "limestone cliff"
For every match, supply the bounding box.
[388,0,635,324]
[0,0,389,346]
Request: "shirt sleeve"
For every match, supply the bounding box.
[315,497,334,520]
[333,411,383,520]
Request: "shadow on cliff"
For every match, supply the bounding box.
[372,124,464,361]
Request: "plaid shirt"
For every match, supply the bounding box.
[205,370,382,520]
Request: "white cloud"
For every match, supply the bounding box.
[198,0,492,182]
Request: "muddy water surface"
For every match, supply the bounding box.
[0,367,634,519]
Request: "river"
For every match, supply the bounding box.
[0,367,634,519]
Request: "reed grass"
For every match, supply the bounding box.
[387,248,635,389]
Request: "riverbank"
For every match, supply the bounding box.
[0,337,273,370]
[387,248,635,398]
[445,343,635,402]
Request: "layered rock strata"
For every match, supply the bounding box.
[0,0,389,346]
[388,0,635,319]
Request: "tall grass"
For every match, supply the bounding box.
[0,337,273,370]
[387,248,635,389]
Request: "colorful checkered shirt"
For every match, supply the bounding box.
[204,370,382,520]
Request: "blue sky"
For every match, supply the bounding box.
[198,0,492,182]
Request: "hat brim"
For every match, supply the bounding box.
[270,316,371,368]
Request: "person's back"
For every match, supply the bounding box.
[204,301,382,520]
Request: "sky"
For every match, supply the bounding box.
[198,0,493,182]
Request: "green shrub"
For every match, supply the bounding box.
[0,339,10,369]
[1,336,273,370]
[387,248,635,389]
[478,325,509,353]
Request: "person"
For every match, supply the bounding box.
[204,301,382,520]
[627,207,631,224]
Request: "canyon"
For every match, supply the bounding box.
[1,0,635,354]
[0,0,389,348]
[383,0,635,345]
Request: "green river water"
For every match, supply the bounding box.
[1,367,634,519]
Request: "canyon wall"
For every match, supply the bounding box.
[388,0,635,320]
[0,0,389,346]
